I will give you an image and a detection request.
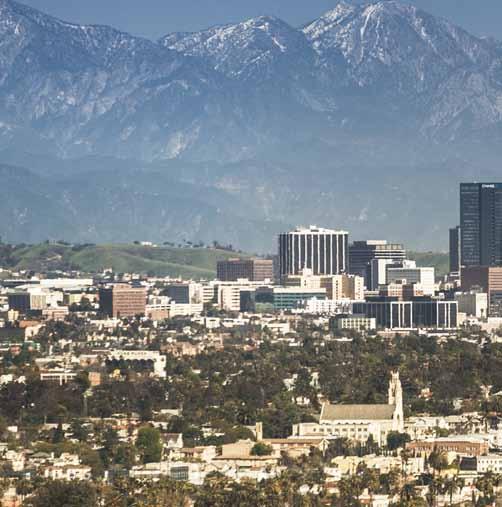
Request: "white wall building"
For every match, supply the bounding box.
[292,372,404,446]
[386,262,435,296]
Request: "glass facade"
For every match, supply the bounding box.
[273,291,326,311]
[353,299,458,329]
[461,183,502,267]
[449,226,461,273]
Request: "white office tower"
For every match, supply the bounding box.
[278,225,349,278]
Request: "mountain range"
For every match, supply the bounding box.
[0,0,501,251]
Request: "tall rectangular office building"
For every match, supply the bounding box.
[278,226,349,277]
[449,226,461,273]
[460,183,502,267]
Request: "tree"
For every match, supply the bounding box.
[387,432,411,451]
[428,450,448,476]
[136,478,192,507]
[334,476,363,507]
[25,480,96,507]
[475,472,495,505]
[250,443,273,456]
[136,426,162,464]
[70,420,88,442]
[442,476,464,506]
[51,423,65,444]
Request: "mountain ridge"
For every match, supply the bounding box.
[0,0,501,250]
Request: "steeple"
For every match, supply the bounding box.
[388,371,404,432]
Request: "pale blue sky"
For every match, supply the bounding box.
[20,0,502,41]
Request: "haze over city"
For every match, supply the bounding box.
[1,1,502,506]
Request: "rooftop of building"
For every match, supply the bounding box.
[320,403,395,422]
[286,225,348,235]
[351,240,404,249]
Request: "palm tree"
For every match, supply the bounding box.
[399,481,418,504]
[442,475,464,506]
[428,449,448,477]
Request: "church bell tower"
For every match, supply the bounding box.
[388,371,404,432]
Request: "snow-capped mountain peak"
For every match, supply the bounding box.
[0,0,499,161]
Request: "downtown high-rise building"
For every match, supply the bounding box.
[449,226,461,274]
[278,226,349,278]
[349,240,406,288]
[216,258,274,282]
[460,183,502,267]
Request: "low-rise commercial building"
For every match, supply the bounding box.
[461,266,502,317]
[331,314,377,331]
[353,298,458,330]
[273,288,327,311]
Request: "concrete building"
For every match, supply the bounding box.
[477,455,502,474]
[165,283,202,305]
[331,315,377,331]
[278,226,349,278]
[7,288,57,312]
[98,284,146,318]
[455,292,488,319]
[331,274,365,301]
[219,285,243,312]
[273,287,327,311]
[367,258,399,290]
[349,240,406,287]
[386,261,435,296]
[293,372,404,447]
[40,369,78,385]
[303,298,352,315]
[353,298,458,330]
[461,266,502,317]
[379,281,424,300]
[407,437,489,457]
[217,258,273,282]
[284,270,363,301]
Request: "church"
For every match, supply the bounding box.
[291,372,404,447]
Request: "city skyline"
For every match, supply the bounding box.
[2,1,502,505]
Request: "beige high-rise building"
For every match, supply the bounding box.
[329,274,364,301]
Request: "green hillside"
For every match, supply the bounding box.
[2,243,245,279]
[408,251,449,278]
[0,242,450,280]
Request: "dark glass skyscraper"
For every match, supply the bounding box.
[460,183,502,267]
[449,226,461,273]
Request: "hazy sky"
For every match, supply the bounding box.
[20,0,502,41]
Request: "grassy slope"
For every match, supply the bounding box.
[9,244,243,279]
[6,243,449,279]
